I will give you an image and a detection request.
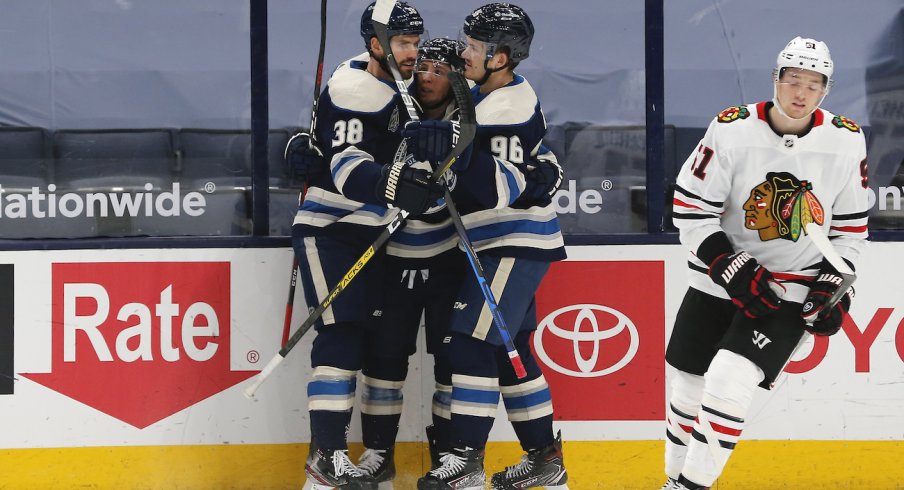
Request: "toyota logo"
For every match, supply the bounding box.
[533,303,639,378]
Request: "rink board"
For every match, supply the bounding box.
[0,244,902,488]
[1,441,903,489]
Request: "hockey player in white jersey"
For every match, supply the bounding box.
[662,37,869,489]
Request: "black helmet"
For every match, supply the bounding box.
[360,1,425,50]
[417,38,465,72]
[463,3,534,62]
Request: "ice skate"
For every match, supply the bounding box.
[659,477,679,490]
[357,447,395,487]
[490,431,568,489]
[417,446,486,490]
[305,446,378,490]
[426,425,450,470]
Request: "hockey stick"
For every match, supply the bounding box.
[281,0,328,347]
[243,72,476,399]
[444,191,527,378]
[373,0,526,378]
[769,223,857,389]
[803,222,856,324]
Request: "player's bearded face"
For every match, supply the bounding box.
[391,34,421,78]
[775,68,826,118]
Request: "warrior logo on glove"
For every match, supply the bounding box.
[743,171,825,242]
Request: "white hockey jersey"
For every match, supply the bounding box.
[672,101,869,303]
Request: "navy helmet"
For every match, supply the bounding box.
[463,3,534,61]
[360,1,425,49]
[417,38,465,72]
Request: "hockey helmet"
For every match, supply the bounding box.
[774,36,834,88]
[463,3,534,62]
[360,1,425,49]
[417,38,465,73]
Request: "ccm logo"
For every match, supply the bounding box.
[63,283,219,363]
[533,303,639,378]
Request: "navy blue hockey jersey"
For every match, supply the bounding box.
[292,54,410,247]
[452,75,566,262]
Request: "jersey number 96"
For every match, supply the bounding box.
[490,135,524,164]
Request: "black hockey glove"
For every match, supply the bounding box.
[518,149,564,206]
[708,251,783,318]
[284,132,325,183]
[402,120,472,172]
[375,161,444,216]
[801,259,854,336]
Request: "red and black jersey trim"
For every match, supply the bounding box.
[674,185,724,208]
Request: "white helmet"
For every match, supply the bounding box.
[772,36,833,121]
[773,36,834,87]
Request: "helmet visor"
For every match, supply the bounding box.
[458,32,499,61]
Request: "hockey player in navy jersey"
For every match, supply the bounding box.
[356,35,565,486]
[291,3,444,489]
[353,37,469,485]
[662,37,869,490]
[413,4,569,490]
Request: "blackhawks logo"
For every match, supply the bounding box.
[832,115,860,132]
[743,172,824,242]
[717,106,750,123]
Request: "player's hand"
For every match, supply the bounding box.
[708,251,783,318]
[518,149,564,206]
[403,120,454,164]
[285,132,325,183]
[801,259,854,336]
[375,161,444,216]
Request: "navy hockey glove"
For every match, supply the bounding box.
[403,120,452,164]
[284,132,325,182]
[375,161,444,216]
[801,259,854,336]
[518,149,564,206]
[708,251,783,318]
[402,120,472,172]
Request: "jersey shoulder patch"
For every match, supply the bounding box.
[716,105,751,124]
[830,114,861,133]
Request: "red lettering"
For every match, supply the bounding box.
[895,316,904,363]
[784,335,829,374]
[842,308,893,372]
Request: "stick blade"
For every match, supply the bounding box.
[804,222,854,275]
[804,222,857,315]
[372,0,394,25]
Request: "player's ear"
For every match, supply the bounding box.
[369,36,383,57]
[492,50,510,70]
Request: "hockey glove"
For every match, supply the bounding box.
[402,120,472,172]
[517,148,564,206]
[375,161,444,216]
[284,132,325,183]
[403,120,452,163]
[708,251,783,318]
[801,259,854,336]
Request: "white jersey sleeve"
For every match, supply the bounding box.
[672,116,733,259]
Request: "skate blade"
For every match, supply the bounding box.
[544,485,570,490]
[377,482,394,490]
